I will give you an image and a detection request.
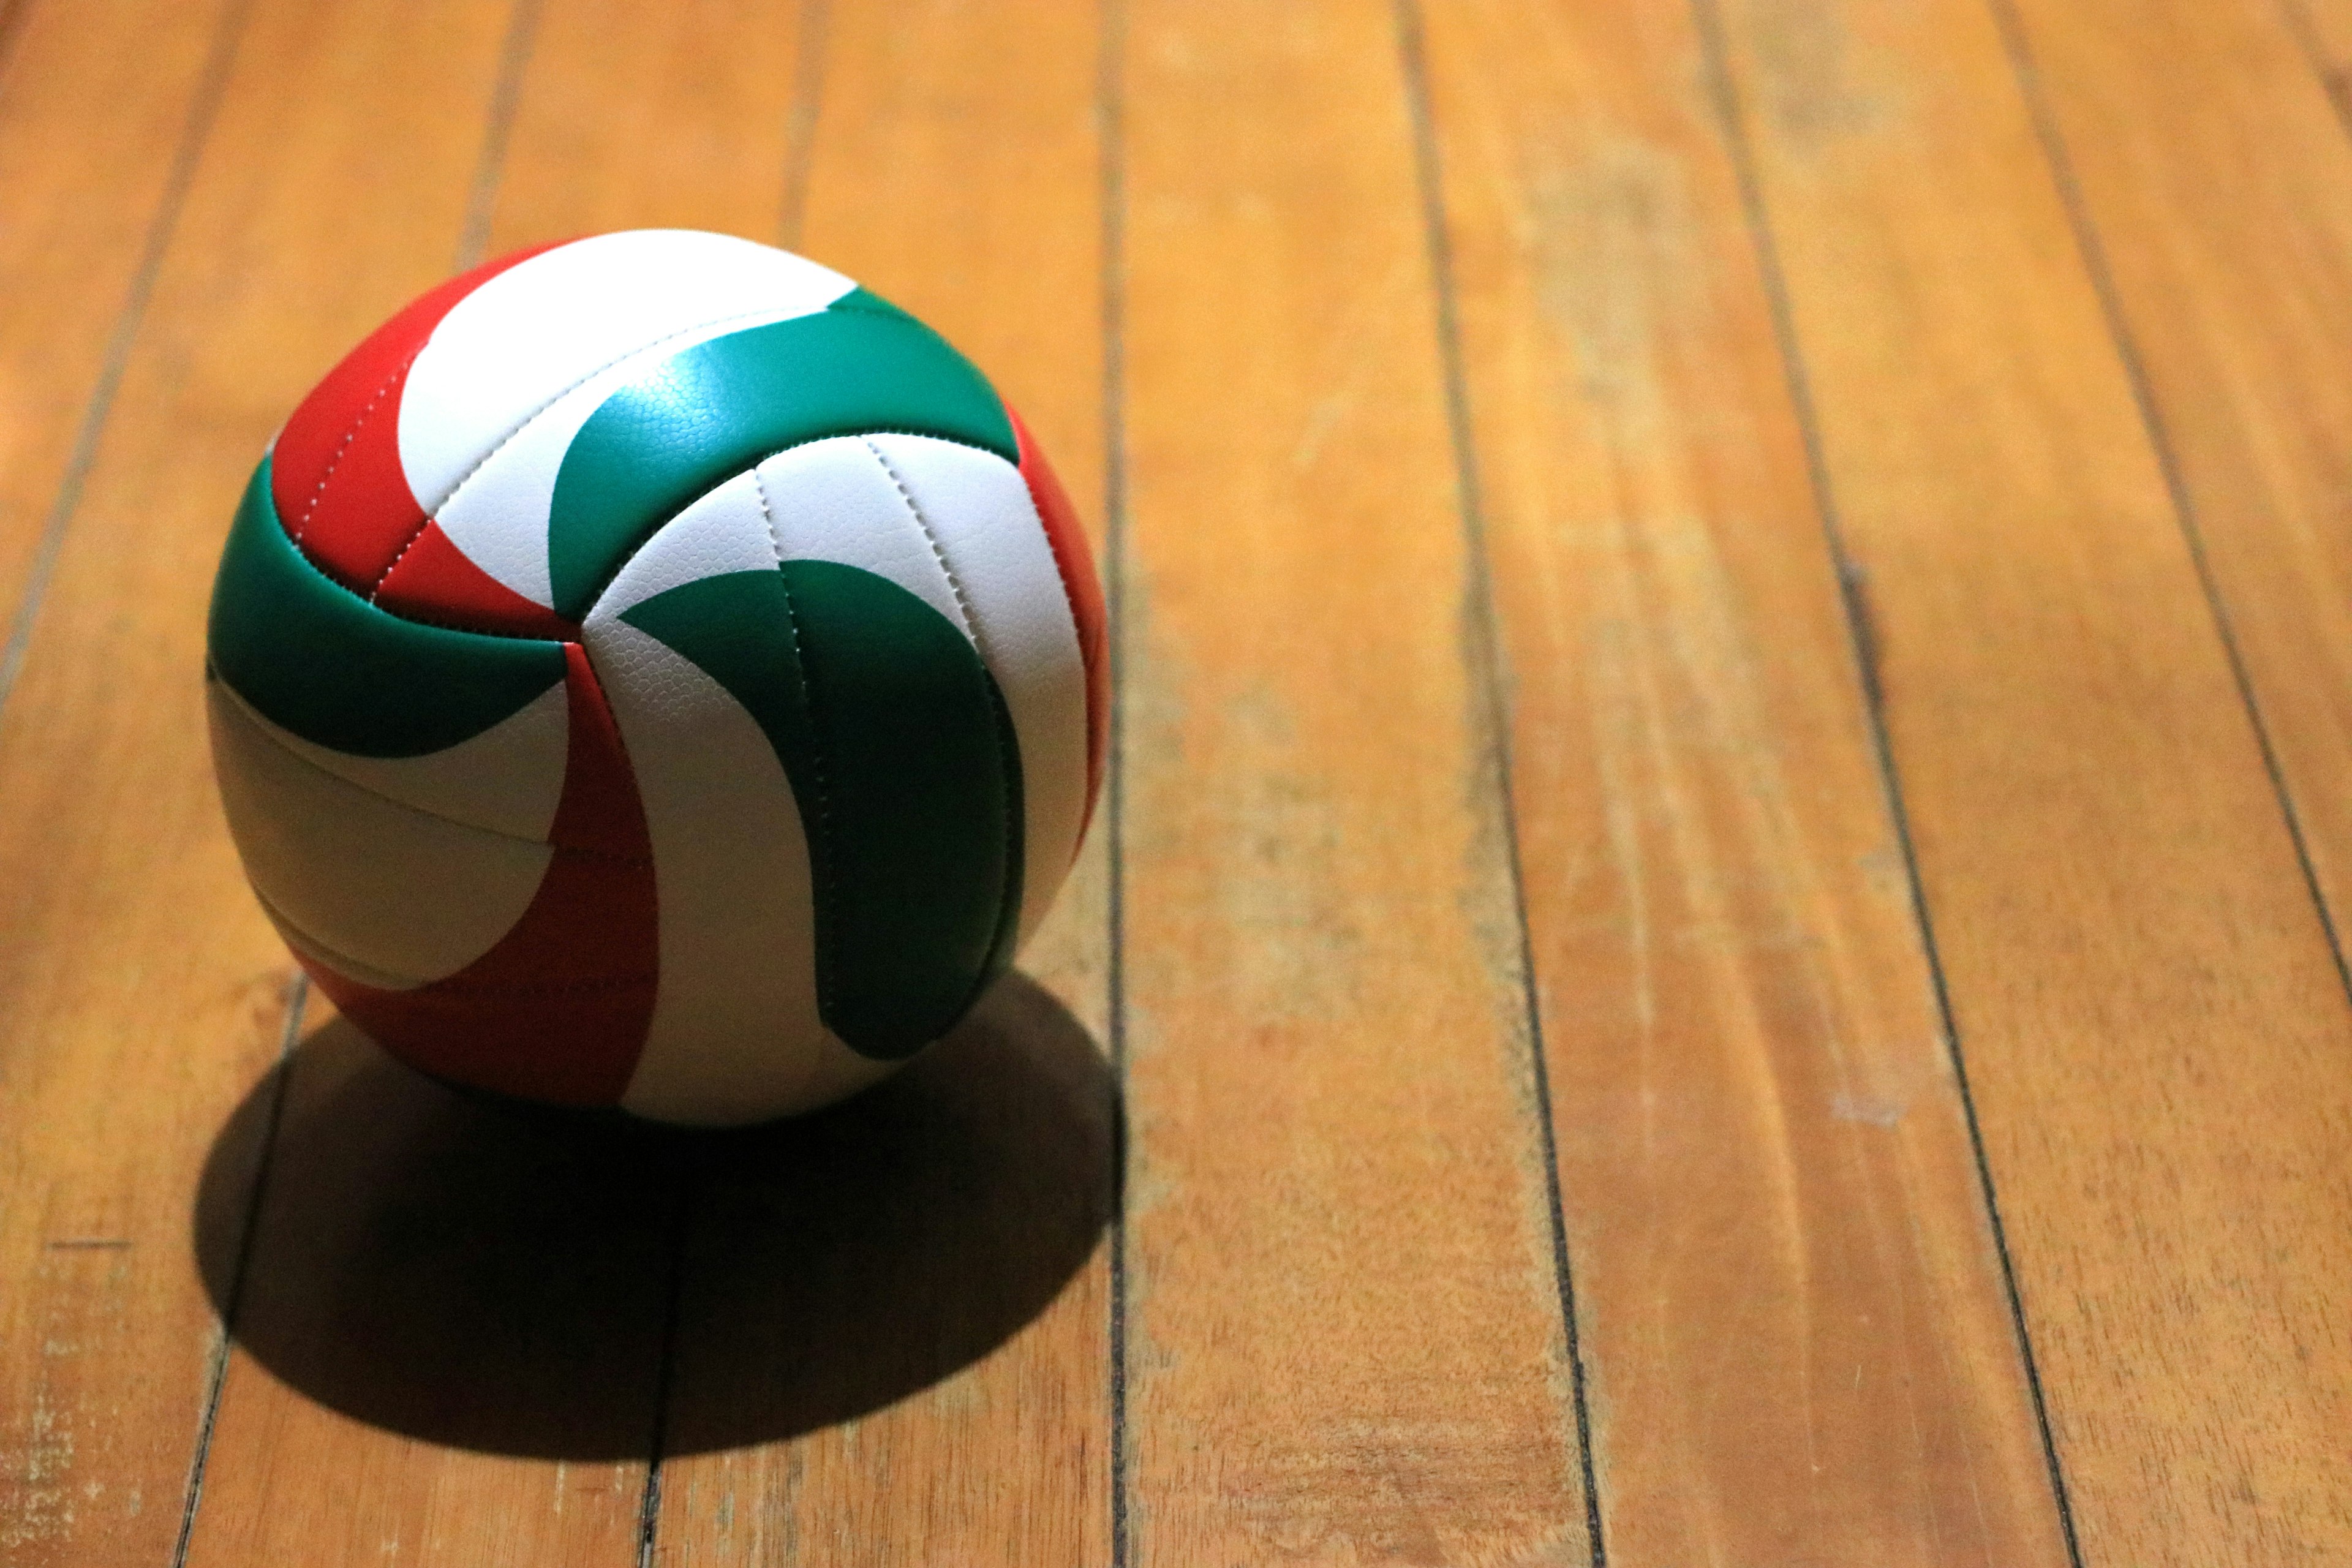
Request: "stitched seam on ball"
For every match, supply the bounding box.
[255,885,442,988]
[368,517,440,600]
[421,303,805,516]
[863,436,1022,956]
[366,302,816,604]
[1015,423,1098,716]
[753,464,842,1018]
[293,352,419,548]
[281,426,1013,646]
[1038,509,1090,663]
[265,890,654,995]
[1017,434,1102,868]
[354,600,579,641]
[219,678,647,863]
[532,432,1012,630]
[401,975,657,997]
[272,515,575,644]
[862,439,984,647]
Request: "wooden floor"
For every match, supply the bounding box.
[5,0,2352,1562]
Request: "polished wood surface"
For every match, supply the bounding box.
[1424,1,2068,1561]
[2,1,2348,1562]
[1117,3,1591,1562]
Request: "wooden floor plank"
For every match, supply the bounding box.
[181,996,670,1568]
[482,0,809,249]
[650,969,1114,1568]
[0,0,238,677]
[2003,0,2352,943]
[1412,1,2073,1561]
[174,5,1114,1561]
[1707,0,2352,1559]
[1115,2,1594,1561]
[176,3,825,1564]
[0,1,627,1564]
[640,2,1116,1562]
[4,0,2344,1556]
[1989,0,2352,1545]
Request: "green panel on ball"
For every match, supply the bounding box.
[208,458,568,758]
[548,296,1018,619]
[619,560,1023,1058]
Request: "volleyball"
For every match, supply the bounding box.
[206,229,1107,1126]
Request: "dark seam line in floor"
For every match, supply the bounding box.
[621,16,843,1559]
[778,0,832,252]
[453,0,544,272]
[1989,0,2352,1020]
[1687,1,2088,1561]
[1392,2,1610,1561]
[635,1175,693,1568]
[171,971,307,1568]
[1099,0,1133,1561]
[0,0,252,736]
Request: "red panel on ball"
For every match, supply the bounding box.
[303,644,657,1106]
[1009,405,1109,848]
[271,240,562,598]
[375,519,580,641]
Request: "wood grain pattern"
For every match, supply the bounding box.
[1115,1,1593,1562]
[181,999,666,1568]
[1711,0,2352,1559]
[645,1,1115,1561]
[483,0,809,249]
[2005,0,2352,978]
[103,1,656,1564]
[0,0,528,1561]
[0,0,236,658]
[6,0,2352,1557]
[178,4,815,1564]
[1413,0,2072,1561]
[1993,0,2352,1548]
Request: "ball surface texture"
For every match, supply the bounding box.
[207,230,1107,1125]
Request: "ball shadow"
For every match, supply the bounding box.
[193,971,1117,1460]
